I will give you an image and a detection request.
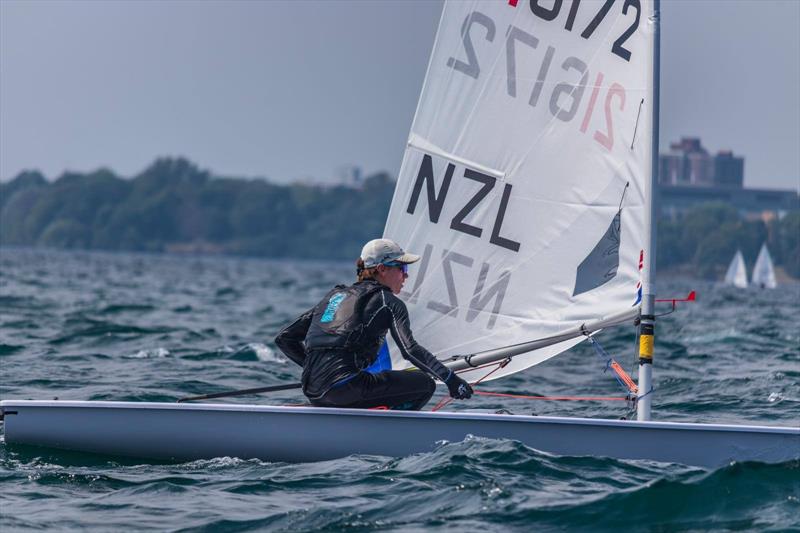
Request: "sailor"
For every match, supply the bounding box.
[275,238,473,410]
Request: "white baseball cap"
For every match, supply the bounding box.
[360,238,420,268]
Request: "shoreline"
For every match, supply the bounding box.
[4,244,798,284]
[658,264,799,284]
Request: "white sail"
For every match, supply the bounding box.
[751,243,777,289]
[724,250,748,288]
[384,0,656,381]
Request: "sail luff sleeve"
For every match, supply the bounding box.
[274,309,313,367]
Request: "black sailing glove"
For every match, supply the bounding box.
[446,373,473,400]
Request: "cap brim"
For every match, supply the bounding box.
[395,253,420,264]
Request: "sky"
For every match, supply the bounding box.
[1,0,798,190]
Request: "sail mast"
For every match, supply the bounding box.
[637,0,661,422]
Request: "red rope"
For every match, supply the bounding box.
[430,358,629,412]
[609,360,638,394]
[431,360,509,412]
[431,396,452,412]
[474,391,628,401]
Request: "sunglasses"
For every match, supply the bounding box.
[383,261,408,274]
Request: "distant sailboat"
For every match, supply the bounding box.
[724,250,748,288]
[751,243,777,289]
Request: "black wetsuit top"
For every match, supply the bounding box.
[274,280,453,399]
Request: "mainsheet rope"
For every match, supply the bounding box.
[431,358,511,412]
[430,336,638,412]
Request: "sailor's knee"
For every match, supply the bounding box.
[422,375,436,397]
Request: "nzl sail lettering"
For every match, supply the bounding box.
[406,154,520,253]
[401,244,511,330]
[447,6,639,153]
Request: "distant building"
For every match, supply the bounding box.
[658,137,797,218]
[659,151,685,185]
[335,165,363,189]
[658,137,743,188]
[658,137,707,185]
[295,166,364,189]
[713,150,744,188]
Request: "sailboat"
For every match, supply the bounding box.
[751,243,777,289]
[724,250,748,288]
[2,0,797,467]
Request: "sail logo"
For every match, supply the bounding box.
[573,211,621,296]
[406,154,520,253]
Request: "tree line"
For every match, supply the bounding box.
[0,158,393,260]
[1,157,798,278]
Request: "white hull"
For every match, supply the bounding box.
[2,401,797,468]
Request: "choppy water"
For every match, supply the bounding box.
[1,247,798,531]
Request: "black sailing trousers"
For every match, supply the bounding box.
[311,370,436,411]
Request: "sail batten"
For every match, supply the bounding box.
[384,0,655,381]
[407,133,506,180]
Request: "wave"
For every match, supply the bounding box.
[49,319,176,345]
[125,347,170,359]
[2,249,798,531]
[177,343,287,363]
[230,343,285,363]
[0,344,24,356]
[97,304,156,315]
[2,434,797,531]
